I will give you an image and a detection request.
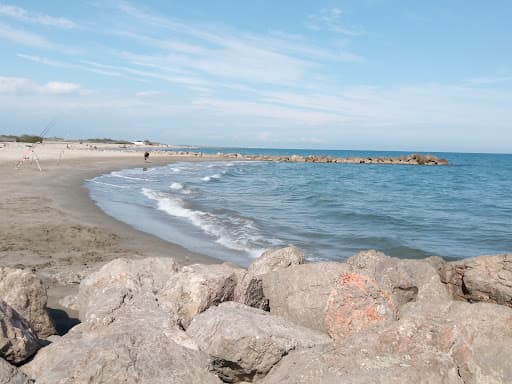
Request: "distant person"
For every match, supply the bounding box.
[144,151,150,161]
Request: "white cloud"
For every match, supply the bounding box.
[0,22,52,48]
[0,4,76,28]
[0,76,80,95]
[136,90,162,97]
[306,8,365,36]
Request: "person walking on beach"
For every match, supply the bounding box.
[144,151,150,161]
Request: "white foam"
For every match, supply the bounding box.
[142,188,272,255]
[170,182,183,190]
[202,173,221,182]
[90,180,130,189]
[111,171,148,181]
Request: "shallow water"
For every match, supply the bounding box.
[87,149,512,266]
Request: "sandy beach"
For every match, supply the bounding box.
[0,141,219,331]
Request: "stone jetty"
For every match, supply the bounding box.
[161,151,449,165]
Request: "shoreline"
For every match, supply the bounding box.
[0,145,223,330]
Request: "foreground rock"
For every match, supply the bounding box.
[262,301,512,384]
[440,253,512,306]
[23,293,221,384]
[0,267,55,338]
[235,246,304,310]
[0,358,33,384]
[187,302,331,383]
[78,257,179,324]
[0,301,40,364]
[159,263,245,328]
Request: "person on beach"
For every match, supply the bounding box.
[144,151,150,161]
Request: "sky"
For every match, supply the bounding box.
[0,1,511,153]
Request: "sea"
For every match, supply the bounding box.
[86,148,512,267]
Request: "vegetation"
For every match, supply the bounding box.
[85,138,134,144]
[0,134,44,143]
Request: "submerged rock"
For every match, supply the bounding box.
[187,302,331,383]
[0,267,55,338]
[0,300,40,364]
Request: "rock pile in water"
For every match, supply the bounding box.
[1,248,511,383]
[166,151,449,165]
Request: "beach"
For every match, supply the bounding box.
[0,142,219,330]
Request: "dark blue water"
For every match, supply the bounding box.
[87,149,512,266]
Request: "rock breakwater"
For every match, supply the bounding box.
[2,248,511,383]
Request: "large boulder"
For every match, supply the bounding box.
[262,251,450,339]
[0,267,55,338]
[78,257,179,324]
[22,294,221,384]
[439,253,512,306]
[159,263,245,328]
[187,302,331,382]
[248,246,305,276]
[0,358,33,384]
[235,246,304,310]
[0,301,40,364]
[262,299,512,384]
[262,262,350,332]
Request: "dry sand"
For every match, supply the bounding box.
[0,141,220,332]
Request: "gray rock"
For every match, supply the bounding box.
[0,358,33,384]
[262,299,512,384]
[159,263,245,328]
[440,253,512,306]
[0,301,40,364]
[78,257,179,324]
[262,261,350,332]
[187,302,331,382]
[0,267,55,338]
[248,246,305,276]
[58,295,79,312]
[235,246,305,310]
[22,295,221,384]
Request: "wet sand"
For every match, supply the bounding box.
[0,142,220,331]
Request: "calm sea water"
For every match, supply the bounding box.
[86,149,512,267]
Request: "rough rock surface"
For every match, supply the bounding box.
[0,267,55,338]
[159,263,245,328]
[0,358,33,384]
[248,246,305,276]
[0,301,40,364]
[235,246,304,310]
[262,262,350,332]
[23,288,221,384]
[78,257,179,324]
[262,301,512,384]
[440,253,512,306]
[187,302,331,383]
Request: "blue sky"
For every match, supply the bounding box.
[0,1,511,152]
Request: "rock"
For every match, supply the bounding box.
[78,257,179,324]
[248,246,305,276]
[440,253,512,307]
[0,358,33,384]
[22,301,222,384]
[58,295,79,312]
[0,267,55,338]
[187,302,331,382]
[0,300,40,364]
[159,263,245,328]
[235,246,305,310]
[262,299,512,384]
[324,272,398,340]
[262,262,350,332]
